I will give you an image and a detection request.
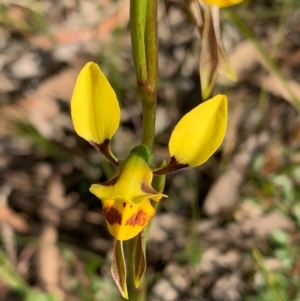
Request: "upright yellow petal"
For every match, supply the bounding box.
[71,62,120,144]
[102,199,155,240]
[201,0,243,7]
[169,94,227,166]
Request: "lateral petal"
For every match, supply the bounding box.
[71,62,120,144]
[169,94,227,166]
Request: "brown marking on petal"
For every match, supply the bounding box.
[89,140,119,167]
[125,209,152,227]
[141,183,159,195]
[130,205,133,209]
[101,176,120,186]
[90,139,109,154]
[153,156,188,175]
[123,202,126,208]
[103,206,122,225]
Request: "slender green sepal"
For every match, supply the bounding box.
[217,42,237,82]
[111,240,128,299]
[152,168,166,196]
[133,231,146,288]
[146,167,166,237]
[151,165,166,210]
[211,6,236,82]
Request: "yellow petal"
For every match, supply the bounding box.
[102,199,155,240]
[169,94,227,166]
[200,0,243,7]
[71,62,120,144]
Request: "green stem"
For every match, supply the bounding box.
[130,0,147,83]
[141,99,156,149]
[128,0,158,300]
[145,0,158,92]
[130,0,158,150]
[140,0,158,150]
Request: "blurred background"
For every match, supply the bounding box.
[0,0,300,300]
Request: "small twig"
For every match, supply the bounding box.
[36,175,66,299]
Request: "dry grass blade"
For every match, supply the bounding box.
[36,175,65,300]
[227,8,300,112]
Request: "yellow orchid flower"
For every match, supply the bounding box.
[71,62,228,241]
[90,145,167,241]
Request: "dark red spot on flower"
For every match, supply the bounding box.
[123,202,126,208]
[103,206,122,225]
[125,210,152,227]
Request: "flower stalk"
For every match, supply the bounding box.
[130,0,158,150]
[128,0,159,299]
[130,0,147,84]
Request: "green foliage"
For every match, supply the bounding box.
[251,154,300,228]
[0,3,48,34]
[12,120,57,158]
[248,236,300,301]
[0,249,28,296]
[246,149,300,301]
[0,248,61,301]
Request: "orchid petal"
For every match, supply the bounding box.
[169,94,227,166]
[71,62,120,144]
[90,145,167,205]
[102,199,155,241]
